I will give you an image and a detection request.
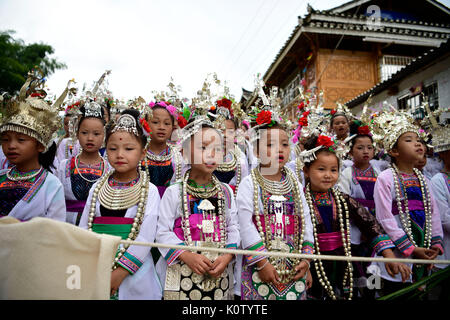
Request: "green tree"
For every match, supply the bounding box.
[0,30,66,94]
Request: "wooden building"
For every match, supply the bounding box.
[242,0,450,121]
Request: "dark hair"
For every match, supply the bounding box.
[252,123,285,152]
[105,108,147,148]
[330,113,349,127]
[225,118,239,130]
[39,141,57,173]
[77,105,106,132]
[348,120,373,151]
[303,134,340,169]
[181,121,223,152]
[151,105,175,125]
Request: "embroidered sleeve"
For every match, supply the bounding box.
[164,243,186,266]
[117,251,144,275]
[244,241,267,266]
[301,241,314,255]
[393,234,415,257]
[431,236,444,255]
[371,234,395,255]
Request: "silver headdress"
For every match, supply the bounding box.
[421,100,450,153]
[296,92,346,167]
[112,114,139,137]
[249,74,292,144]
[178,115,218,148]
[369,103,421,152]
[83,100,103,118]
[0,68,70,152]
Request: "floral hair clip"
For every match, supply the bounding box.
[255,110,276,127]
[299,134,345,166]
[316,135,335,149]
[65,101,81,115]
[215,97,234,118]
[149,101,179,120]
[139,117,152,137]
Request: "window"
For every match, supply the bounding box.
[379,55,415,82]
[397,82,439,120]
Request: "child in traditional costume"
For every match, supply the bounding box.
[156,114,239,300]
[236,83,314,300]
[427,107,450,299]
[294,102,408,300]
[79,109,161,300]
[141,100,184,198]
[370,108,444,296]
[210,97,249,196]
[339,120,380,216]
[56,100,110,225]
[0,70,67,221]
[301,132,411,300]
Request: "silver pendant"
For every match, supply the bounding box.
[252,271,261,284]
[220,277,229,291]
[192,273,204,284]
[257,284,270,297]
[189,289,202,300]
[199,220,215,234]
[181,263,193,277]
[295,281,305,293]
[164,264,181,291]
[214,288,224,300]
[286,291,297,300]
[181,278,193,291]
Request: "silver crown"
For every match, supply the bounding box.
[112,114,138,136]
[84,100,103,118]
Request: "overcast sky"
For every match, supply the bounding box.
[1,0,449,104]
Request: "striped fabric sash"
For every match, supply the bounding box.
[92,216,134,240]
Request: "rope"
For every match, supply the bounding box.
[119,239,450,265]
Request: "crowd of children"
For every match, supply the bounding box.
[0,70,449,300]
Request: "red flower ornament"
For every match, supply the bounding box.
[256,110,273,125]
[317,135,334,148]
[298,117,308,127]
[177,115,188,129]
[358,125,370,135]
[139,118,152,136]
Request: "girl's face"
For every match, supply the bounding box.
[77,118,105,153]
[106,131,145,175]
[304,151,339,192]
[331,116,349,139]
[390,132,424,164]
[256,128,290,173]
[1,131,44,167]
[149,108,173,144]
[189,127,224,175]
[350,136,374,165]
[223,119,236,149]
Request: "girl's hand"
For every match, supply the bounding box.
[428,246,440,260]
[293,260,310,281]
[413,247,438,260]
[208,254,233,278]
[426,246,441,270]
[110,267,129,296]
[385,262,411,282]
[256,259,280,286]
[179,251,213,275]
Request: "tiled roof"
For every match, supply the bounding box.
[345,39,450,108]
[262,6,450,82]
